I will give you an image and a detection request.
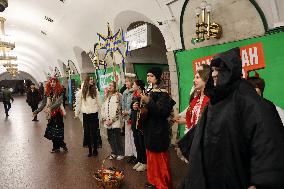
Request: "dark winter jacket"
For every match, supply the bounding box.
[26,89,41,107]
[181,48,284,189]
[143,88,175,152]
[2,89,13,103]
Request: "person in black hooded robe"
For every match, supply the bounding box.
[180,47,284,189]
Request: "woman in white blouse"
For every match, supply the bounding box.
[75,76,101,157]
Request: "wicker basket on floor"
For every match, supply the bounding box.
[93,155,124,189]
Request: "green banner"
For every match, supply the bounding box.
[96,66,122,100]
[70,74,81,87]
[175,31,284,136]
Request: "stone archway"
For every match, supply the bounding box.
[125,21,168,73]
[0,71,37,84]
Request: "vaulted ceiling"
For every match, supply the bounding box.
[0,0,167,81]
[0,0,283,82]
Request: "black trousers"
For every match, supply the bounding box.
[52,140,67,150]
[133,128,147,164]
[31,105,38,120]
[3,102,11,115]
[83,113,99,150]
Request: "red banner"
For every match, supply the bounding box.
[192,42,266,78]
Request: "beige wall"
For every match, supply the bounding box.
[166,51,180,144]
[183,0,265,50]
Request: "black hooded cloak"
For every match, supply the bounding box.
[181,47,284,189]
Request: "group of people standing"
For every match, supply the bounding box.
[74,67,176,189]
[19,47,284,189]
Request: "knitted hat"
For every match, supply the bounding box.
[147,67,162,80]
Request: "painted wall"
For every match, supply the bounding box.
[175,31,284,136]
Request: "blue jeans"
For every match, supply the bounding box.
[107,128,124,156]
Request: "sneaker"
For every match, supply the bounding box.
[109,154,117,160]
[136,163,147,172]
[133,162,141,170]
[116,155,124,160]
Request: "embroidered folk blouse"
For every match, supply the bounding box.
[186,95,209,130]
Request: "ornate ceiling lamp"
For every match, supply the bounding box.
[0,16,17,75]
[7,67,19,77]
[0,0,8,12]
[0,17,15,50]
[3,61,18,77]
[3,61,17,68]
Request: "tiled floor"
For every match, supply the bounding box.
[0,96,188,189]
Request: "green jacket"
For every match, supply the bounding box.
[2,89,14,103]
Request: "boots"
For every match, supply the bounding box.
[88,147,98,157]
[93,148,98,156]
[88,147,92,157]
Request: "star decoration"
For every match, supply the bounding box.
[95,23,129,71]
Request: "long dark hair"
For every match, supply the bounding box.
[134,80,145,92]
[82,75,97,100]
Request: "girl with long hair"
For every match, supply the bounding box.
[101,81,124,160]
[176,64,211,133]
[33,77,68,153]
[75,75,101,157]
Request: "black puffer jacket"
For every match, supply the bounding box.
[181,48,284,189]
[143,88,175,152]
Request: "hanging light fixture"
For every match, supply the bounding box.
[3,60,18,77]
[0,17,15,50]
[0,0,8,12]
[193,1,222,44]
[0,16,18,77]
